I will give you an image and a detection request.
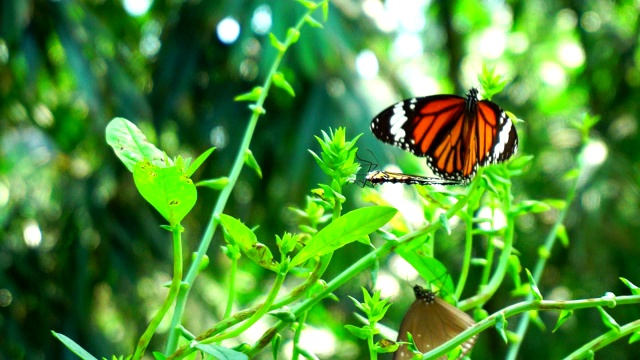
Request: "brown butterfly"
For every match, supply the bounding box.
[394,285,477,360]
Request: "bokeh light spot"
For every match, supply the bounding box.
[217,17,241,45]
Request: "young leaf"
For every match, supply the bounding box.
[105,117,171,172]
[289,206,397,267]
[133,161,197,225]
[438,213,451,235]
[556,224,569,247]
[244,149,263,178]
[597,306,620,332]
[296,0,318,9]
[234,86,263,102]
[186,147,215,177]
[190,343,249,360]
[197,177,229,190]
[344,325,372,340]
[394,247,455,299]
[553,310,574,332]
[495,312,509,343]
[620,277,640,295]
[272,72,296,97]
[629,331,640,344]
[374,339,399,353]
[525,268,543,301]
[269,33,286,52]
[51,331,99,360]
[219,214,278,271]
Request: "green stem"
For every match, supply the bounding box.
[224,254,238,319]
[246,178,483,357]
[564,318,640,359]
[458,180,514,310]
[291,310,309,360]
[205,271,287,343]
[133,225,183,360]
[164,5,320,353]
[505,169,581,360]
[165,254,331,360]
[455,210,473,300]
[422,295,640,360]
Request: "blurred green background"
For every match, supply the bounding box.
[1,0,640,359]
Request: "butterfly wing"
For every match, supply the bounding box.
[394,288,477,360]
[370,89,518,184]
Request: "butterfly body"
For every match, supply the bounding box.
[365,170,460,186]
[370,88,518,184]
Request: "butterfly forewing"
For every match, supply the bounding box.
[370,88,518,185]
[394,286,477,360]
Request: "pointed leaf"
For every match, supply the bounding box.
[525,268,543,301]
[186,147,215,177]
[106,117,172,172]
[133,161,197,225]
[219,214,278,271]
[296,0,318,9]
[629,331,640,344]
[190,343,248,360]
[344,325,372,340]
[51,331,99,360]
[553,310,574,332]
[438,213,451,235]
[197,177,229,190]
[272,72,295,97]
[289,206,397,267]
[234,86,263,102]
[322,0,329,21]
[244,149,263,178]
[620,277,640,295]
[495,312,509,343]
[597,306,620,332]
[269,33,286,52]
[556,224,569,247]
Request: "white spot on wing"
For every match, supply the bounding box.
[389,101,407,142]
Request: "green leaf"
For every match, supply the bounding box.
[51,331,99,360]
[190,343,248,360]
[394,248,455,299]
[296,0,318,9]
[272,72,295,97]
[553,310,574,332]
[556,224,569,247]
[248,104,266,114]
[105,117,171,172]
[510,200,551,216]
[219,214,278,271]
[268,307,296,322]
[133,161,197,225]
[438,213,451,235]
[152,352,167,360]
[597,306,620,332]
[234,86,263,102]
[629,331,640,344]
[304,14,324,28]
[269,33,286,52]
[495,312,509,343]
[197,177,229,190]
[286,28,300,45]
[620,277,640,295]
[289,206,397,267]
[525,268,543,301]
[344,324,372,340]
[322,0,329,21]
[244,149,263,178]
[186,147,215,177]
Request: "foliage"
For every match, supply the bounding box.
[3,0,640,359]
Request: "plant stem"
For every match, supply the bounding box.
[564,318,640,358]
[164,5,321,353]
[133,225,183,360]
[291,310,309,360]
[458,180,514,310]
[246,177,482,356]
[224,254,238,319]
[423,295,640,359]
[505,167,581,360]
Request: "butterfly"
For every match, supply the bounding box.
[370,88,518,185]
[394,285,477,360]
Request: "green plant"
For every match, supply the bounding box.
[49,1,640,359]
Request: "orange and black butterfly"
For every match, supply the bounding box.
[370,88,518,185]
